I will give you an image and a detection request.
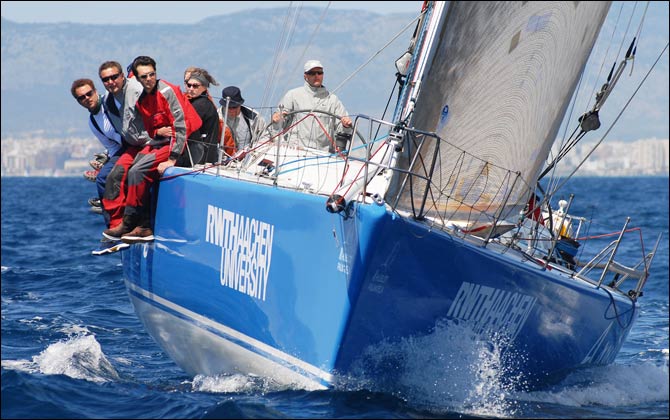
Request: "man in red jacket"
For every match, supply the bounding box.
[102,55,202,243]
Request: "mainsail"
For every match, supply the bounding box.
[388,1,611,228]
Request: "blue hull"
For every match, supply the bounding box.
[122,170,637,389]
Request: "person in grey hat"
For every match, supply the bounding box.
[217,86,269,151]
[271,59,352,151]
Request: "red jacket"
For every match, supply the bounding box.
[135,79,202,160]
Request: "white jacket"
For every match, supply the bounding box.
[273,82,348,150]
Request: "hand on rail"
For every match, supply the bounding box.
[271,111,287,124]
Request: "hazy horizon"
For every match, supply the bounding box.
[1,1,668,144]
[1,1,424,24]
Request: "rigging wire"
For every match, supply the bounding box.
[290,2,331,84]
[263,2,332,116]
[260,2,302,111]
[629,1,650,76]
[552,41,669,195]
[329,14,421,96]
[582,1,625,118]
[281,1,332,117]
[545,2,655,199]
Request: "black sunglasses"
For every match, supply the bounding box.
[101,73,121,83]
[76,90,95,101]
[186,82,201,89]
[138,72,156,80]
[305,71,324,76]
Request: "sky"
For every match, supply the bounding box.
[1,1,668,143]
[1,1,425,24]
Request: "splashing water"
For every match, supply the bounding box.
[338,319,526,417]
[2,334,120,383]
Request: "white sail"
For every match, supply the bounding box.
[389,1,611,227]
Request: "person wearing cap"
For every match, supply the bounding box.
[271,59,352,151]
[217,86,269,151]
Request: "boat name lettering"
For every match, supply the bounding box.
[447,282,536,341]
[206,205,274,301]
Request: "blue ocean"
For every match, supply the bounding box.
[2,176,668,419]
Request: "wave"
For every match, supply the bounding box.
[1,333,120,384]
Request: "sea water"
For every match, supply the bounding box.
[2,176,668,419]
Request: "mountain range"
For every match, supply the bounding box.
[1,7,415,138]
[1,5,668,144]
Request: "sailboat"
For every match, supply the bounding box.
[121,1,661,390]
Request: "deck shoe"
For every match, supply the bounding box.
[102,215,137,241]
[121,226,155,244]
[93,152,109,163]
[89,159,105,170]
[90,206,103,214]
[83,169,99,182]
[88,197,102,207]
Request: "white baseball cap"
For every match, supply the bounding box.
[304,60,324,72]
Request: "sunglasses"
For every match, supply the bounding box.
[76,90,95,101]
[101,73,121,83]
[305,71,324,76]
[186,82,201,89]
[138,72,156,80]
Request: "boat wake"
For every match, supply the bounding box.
[516,362,669,407]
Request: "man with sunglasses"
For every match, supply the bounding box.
[70,78,123,228]
[271,59,352,151]
[102,56,202,244]
[98,61,148,148]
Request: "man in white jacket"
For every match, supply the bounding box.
[271,60,352,151]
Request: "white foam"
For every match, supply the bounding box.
[189,373,291,394]
[517,362,670,406]
[2,334,120,383]
[58,324,92,336]
[343,319,520,417]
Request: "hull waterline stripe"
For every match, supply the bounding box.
[125,280,334,384]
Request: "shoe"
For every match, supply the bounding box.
[88,197,102,207]
[89,159,105,170]
[94,152,109,161]
[92,242,129,256]
[83,169,99,182]
[121,226,155,243]
[102,215,136,241]
[90,206,103,214]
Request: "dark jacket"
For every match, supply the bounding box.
[179,93,221,166]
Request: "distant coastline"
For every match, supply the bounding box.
[1,134,667,178]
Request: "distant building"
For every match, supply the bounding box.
[1,133,668,177]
